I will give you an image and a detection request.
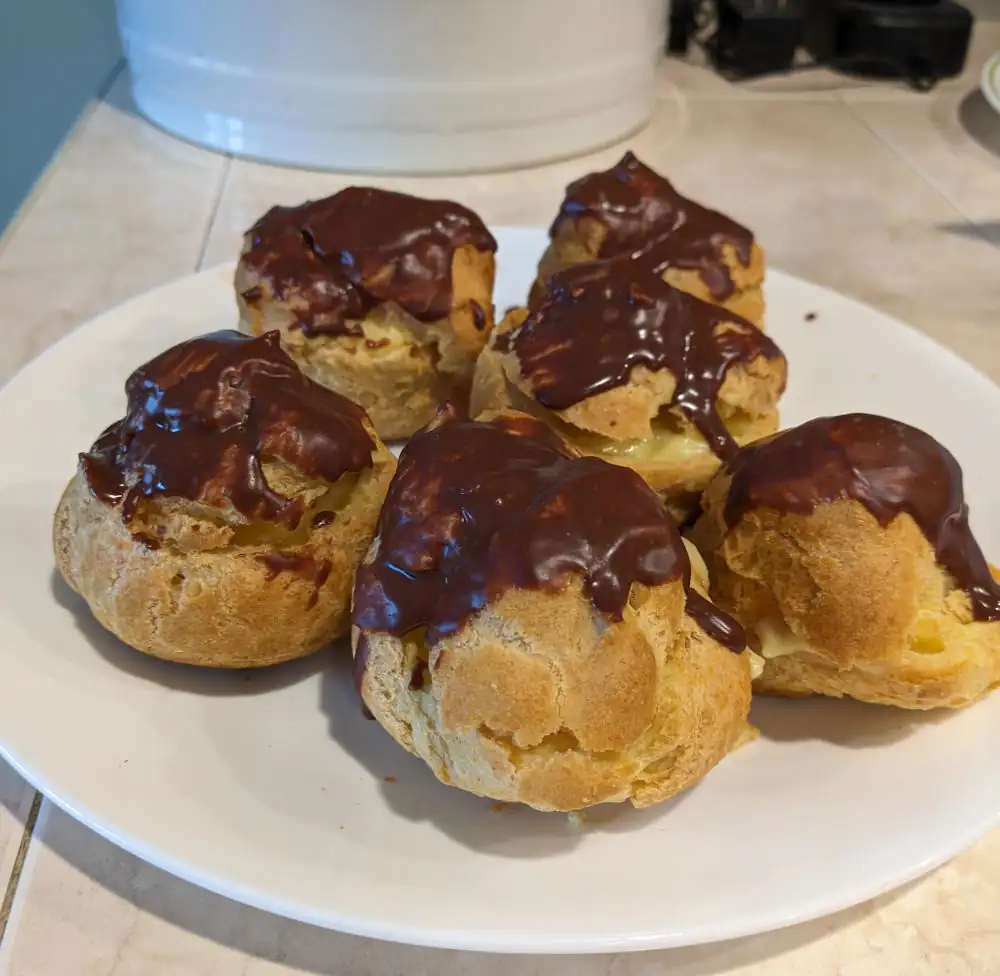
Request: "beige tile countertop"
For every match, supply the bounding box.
[3,27,1000,974]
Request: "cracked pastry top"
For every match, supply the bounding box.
[532,151,766,327]
[352,407,758,812]
[236,186,498,440]
[472,258,786,518]
[692,413,1000,709]
[54,330,396,668]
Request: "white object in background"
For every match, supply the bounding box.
[981,51,1000,116]
[1,229,1000,953]
[115,0,668,174]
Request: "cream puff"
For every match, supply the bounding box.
[236,186,497,440]
[692,413,1000,709]
[54,330,396,668]
[352,407,759,813]
[533,151,765,327]
[472,259,786,520]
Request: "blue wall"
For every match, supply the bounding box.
[0,0,122,232]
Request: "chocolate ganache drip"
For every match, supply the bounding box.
[80,330,374,527]
[352,409,744,653]
[496,260,784,459]
[723,414,1000,622]
[242,186,497,337]
[551,152,754,300]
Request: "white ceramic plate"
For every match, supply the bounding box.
[1,228,999,954]
[981,51,1000,117]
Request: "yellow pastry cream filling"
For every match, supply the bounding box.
[227,470,362,548]
[570,409,761,464]
[504,380,760,466]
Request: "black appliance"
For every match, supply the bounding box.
[669,0,974,91]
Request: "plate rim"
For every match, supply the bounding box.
[6,739,1000,955]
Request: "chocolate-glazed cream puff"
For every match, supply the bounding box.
[353,408,759,813]
[532,152,765,327]
[236,186,497,441]
[471,259,786,520]
[692,414,1000,709]
[54,330,396,668]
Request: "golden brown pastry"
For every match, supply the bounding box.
[692,414,1000,709]
[471,259,786,520]
[54,330,396,668]
[532,151,765,327]
[352,408,759,813]
[236,186,497,441]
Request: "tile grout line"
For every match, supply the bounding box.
[195,155,233,272]
[837,90,1000,249]
[0,792,42,950]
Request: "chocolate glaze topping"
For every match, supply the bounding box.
[723,414,1000,622]
[551,152,754,300]
[497,260,784,459]
[687,590,747,649]
[311,511,337,528]
[242,187,497,337]
[81,330,374,528]
[352,409,744,654]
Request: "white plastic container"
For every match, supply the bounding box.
[116,0,668,174]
